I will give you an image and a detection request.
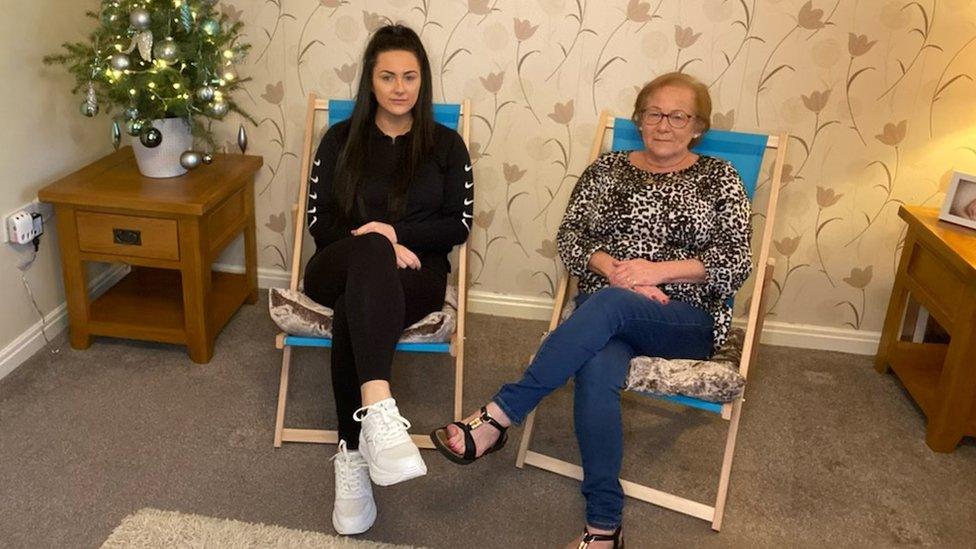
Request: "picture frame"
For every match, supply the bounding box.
[939,171,976,230]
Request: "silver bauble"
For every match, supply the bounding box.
[133,31,153,62]
[112,120,122,150]
[81,82,98,117]
[139,127,163,148]
[109,53,130,71]
[129,8,151,30]
[200,19,220,36]
[195,86,215,102]
[125,118,146,136]
[80,100,98,117]
[180,150,202,170]
[237,124,248,154]
[124,107,140,120]
[201,152,214,165]
[208,100,229,118]
[153,38,179,64]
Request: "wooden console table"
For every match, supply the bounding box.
[875,205,976,452]
[38,147,262,363]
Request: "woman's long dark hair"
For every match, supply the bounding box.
[333,24,435,221]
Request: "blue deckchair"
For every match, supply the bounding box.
[514,111,788,531]
[273,96,471,450]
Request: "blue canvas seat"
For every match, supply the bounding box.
[514,111,788,531]
[272,97,472,450]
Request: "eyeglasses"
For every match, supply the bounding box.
[639,110,695,129]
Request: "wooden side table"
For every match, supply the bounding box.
[38,147,263,363]
[875,205,976,452]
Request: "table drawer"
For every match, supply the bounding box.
[907,242,964,322]
[208,188,245,251]
[76,211,180,261]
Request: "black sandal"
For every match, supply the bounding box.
[430,406,509,465]
[577,526,624,549]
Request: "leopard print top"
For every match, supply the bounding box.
[556,151,752,351]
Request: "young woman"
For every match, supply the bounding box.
[304,24,472,535]
[431,72,752,548]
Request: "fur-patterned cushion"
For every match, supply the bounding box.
[269,288,334,337]
[560,297,745,402]
[626,328,746,403]
[269,286,457,343]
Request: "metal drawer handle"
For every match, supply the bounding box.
[113,228,142,246]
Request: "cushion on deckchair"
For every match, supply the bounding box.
[560,298,746,403]
[269,286,458,343]
[626,327,745,403]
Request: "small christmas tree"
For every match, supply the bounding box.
[44,0,253,151]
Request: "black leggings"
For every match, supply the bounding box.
[304,233,447,447]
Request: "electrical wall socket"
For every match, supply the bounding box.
[3,200,54,244]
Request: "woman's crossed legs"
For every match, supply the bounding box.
[436,286,713,542]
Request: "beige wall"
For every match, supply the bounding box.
[13,0,973,358]
[225,0,976,336]
[0,0,110,357]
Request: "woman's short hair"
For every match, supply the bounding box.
[632,72,711,148]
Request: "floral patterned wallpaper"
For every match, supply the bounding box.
[215,0,976,333]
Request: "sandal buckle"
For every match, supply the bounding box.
[468,416,485,429]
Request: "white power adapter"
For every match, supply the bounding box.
[7,211,42,245]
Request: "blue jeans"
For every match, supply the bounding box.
[493,286,713,529]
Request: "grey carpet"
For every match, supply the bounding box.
[1,291,974,548]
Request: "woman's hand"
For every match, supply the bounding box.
[588,251,620,281]
[393,244,421,269]
[351,221,397,244]
[610,258,666,288]
[634,285,670,304]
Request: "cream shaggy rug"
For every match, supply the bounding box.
[101,508,422,548]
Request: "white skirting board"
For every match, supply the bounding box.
[241,264,883,356]
[0,264,129,381]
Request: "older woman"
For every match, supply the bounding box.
[430,72,751,549]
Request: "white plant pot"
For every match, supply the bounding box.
[132,117,193,178]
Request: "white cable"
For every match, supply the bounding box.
[17,248,60,354]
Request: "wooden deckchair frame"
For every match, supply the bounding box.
[514,111,788,531]
[273,94,472,450]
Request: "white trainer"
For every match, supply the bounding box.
[330,440,376,535]
[353,398,427,486]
